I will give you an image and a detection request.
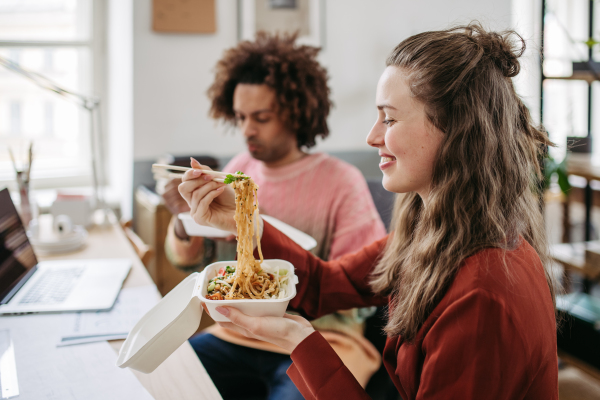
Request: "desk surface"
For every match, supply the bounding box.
[39,214,221,400]
[566,154,600,182]
[551,241,600,280]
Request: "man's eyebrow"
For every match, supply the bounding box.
[377,104,397,111]
[234,109,274,115]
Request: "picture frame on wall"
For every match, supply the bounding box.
[237,0,325,48]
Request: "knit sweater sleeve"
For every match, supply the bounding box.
[164,217,216,272]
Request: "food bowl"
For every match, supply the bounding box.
[117,259,297,373]
[200,260,298,322]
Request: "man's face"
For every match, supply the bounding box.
[233,84,298,164]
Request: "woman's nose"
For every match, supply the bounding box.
[366,120,385,148]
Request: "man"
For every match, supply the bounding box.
[163,32,386,400]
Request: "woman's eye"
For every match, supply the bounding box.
[256,118,270,123]
[383,119,395,126]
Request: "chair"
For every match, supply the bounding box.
[367,179,395,231]
[121,218,154,268]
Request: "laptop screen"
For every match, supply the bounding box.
[0,188,37,302]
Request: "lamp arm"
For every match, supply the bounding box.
[0,54,106,213]
[0,55,99,109]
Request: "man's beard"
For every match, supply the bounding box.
[247,139,291,164]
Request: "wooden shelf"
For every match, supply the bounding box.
[543,61,600,84]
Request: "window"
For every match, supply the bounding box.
[0,0,103,189]
[542,0,593,159]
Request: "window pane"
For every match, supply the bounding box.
[0,46,92,182]
[0,0,91,42]
[543,0,589,77]
[543,79,589,159]
[593,82,600,156]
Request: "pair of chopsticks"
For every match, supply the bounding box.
[152,164,243,183]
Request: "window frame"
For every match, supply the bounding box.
[0,0,107,191]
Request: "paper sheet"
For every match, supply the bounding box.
[0,313,154,400]
[58,285,160,346]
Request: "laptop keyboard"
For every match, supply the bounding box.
[19,267,85,304]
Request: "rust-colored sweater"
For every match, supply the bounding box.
[258,221,558,400]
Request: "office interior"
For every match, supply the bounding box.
[1,0,600,399]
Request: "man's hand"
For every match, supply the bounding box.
[178,158,237,234]
[162,178,190,216]
[161,178,192,240]
[214,306,315,353]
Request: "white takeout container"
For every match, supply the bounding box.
[178,212,231,238]
[200,260,298,322]
[116,259,297,374]
[178,212,318,251]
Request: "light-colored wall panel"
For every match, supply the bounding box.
[132,0,513,161]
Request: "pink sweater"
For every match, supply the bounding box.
[223,152,385,260]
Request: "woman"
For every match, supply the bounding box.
[179,23,559,399]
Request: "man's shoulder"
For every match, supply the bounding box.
[223,152,255,171]
[311,153,365,181]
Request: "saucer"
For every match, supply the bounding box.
[29,225,88,255]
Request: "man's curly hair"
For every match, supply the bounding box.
[207,32,331,149]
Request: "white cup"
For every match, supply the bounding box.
[53,214,73,235]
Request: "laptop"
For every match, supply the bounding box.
[0,188,131,314]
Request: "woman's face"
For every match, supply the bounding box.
[367,66,443,201]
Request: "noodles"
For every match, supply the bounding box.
[206,173,285,300]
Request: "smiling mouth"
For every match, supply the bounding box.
[380,156,396,163]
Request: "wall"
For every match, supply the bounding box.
[107,0,133,218]
[133,0,240,160]
[132,0,514,166]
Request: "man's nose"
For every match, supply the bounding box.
[241,120,257,138]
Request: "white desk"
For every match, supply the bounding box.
[3,215,221,400]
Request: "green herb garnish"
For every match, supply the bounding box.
[224,171,250,184]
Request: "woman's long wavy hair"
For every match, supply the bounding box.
[370,23,559,342]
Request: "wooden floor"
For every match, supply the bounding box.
[559,366,600,399]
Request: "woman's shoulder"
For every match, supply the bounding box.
[446,240,552,315]
[458,240,542,287]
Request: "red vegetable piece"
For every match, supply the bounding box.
[208,292,223,300]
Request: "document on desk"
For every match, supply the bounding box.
[0,313,154,400]
[59,285,160,346]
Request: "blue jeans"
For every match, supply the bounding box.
[189,333,304,400]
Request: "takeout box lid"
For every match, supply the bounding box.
[116,259,298,374]
[116,272,204,374]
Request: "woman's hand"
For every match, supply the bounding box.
[178,158,237,234]
[215,306,315,353]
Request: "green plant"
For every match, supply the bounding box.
[543,156,570,195]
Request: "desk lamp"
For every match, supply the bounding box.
[0,54,109,225]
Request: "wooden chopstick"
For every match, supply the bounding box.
[151,163,239,180]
